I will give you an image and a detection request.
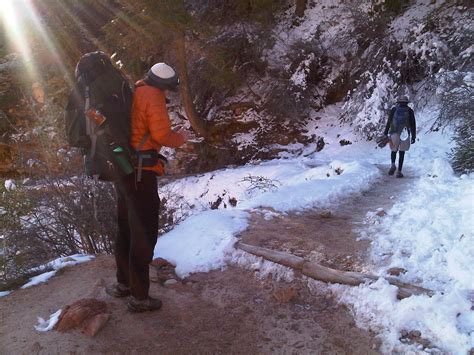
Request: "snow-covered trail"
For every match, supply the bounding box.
[235,165,414,274]
[152,158,382,278]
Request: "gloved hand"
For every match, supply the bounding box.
[411,137,416,144]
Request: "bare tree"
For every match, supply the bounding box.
[173,30,209,138]
[295,0,307,18]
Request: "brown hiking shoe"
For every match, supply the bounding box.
[105,283,131,298]
[127,296,163,313]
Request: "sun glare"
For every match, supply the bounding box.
[0,0,77,85]
[1,0,37,78]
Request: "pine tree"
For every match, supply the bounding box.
[438,71,474,173]
[451,117,474,173]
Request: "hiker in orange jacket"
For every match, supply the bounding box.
[106,63,187,312]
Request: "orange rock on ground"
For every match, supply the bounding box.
[55,298,109,336]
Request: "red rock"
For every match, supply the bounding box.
[151,258,179,285]
[54,299,107,332]
[151,258,174,268]
[81,313,111,337]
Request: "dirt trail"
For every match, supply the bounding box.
[0,167,412,354]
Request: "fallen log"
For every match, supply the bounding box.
[236,242,434,299]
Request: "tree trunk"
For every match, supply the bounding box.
[173,31,209,139]
[295,0,307,18]
[236,242,434,299]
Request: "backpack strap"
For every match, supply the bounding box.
[84,84,107,162]
[84,85,92,135]
[135,132,150,152]
[84,85,97,160]
[135,132,150,183]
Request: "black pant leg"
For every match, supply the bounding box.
[391,151,397,164]
[114,177,133,287]
[128,171,160,299]
[398,151,405,171]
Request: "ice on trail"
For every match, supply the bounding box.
[34,309,62,332]
[0,291,11,297]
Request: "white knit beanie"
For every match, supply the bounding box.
[146,62,179,91]
[150,63,176,79]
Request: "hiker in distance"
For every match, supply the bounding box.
[106,63,188,312]
[383,95,416,178]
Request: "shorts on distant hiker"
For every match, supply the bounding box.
[389,133,410,152]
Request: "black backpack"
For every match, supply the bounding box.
[65,51,134,181]
[391,105,410,134]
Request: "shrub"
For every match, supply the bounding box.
[437,71,474,173]
[0,175,116,287]
[451,119,474,174]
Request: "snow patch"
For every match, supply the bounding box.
[0,290,11,297]
[229,249,295,282]
[154,210,249,278]
[21,270,58,289]
[21,254,94,289]
[4,179,16,191]
[34,309,62,332]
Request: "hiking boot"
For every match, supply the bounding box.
[388,165,396,175]
[396,171,404,178]
[105,283,131,298]
[127,296,163,313]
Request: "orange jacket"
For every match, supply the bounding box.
[130,80,185,175]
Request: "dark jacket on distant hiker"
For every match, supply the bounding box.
[384,96,417,178]
[384,104,416,140]
[113,63,185,308]
[384,102,416,152]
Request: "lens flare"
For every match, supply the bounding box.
[21,1,74,86]
[1,0,37,78]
